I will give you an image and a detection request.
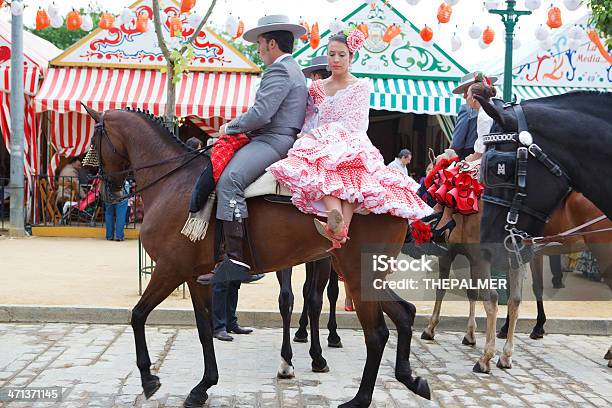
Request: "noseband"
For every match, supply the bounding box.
[481,102,572,267]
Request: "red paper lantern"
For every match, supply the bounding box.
[420,25,433,42]
[437,2,452,24]
[180,0,197,14]
[169,16,183,37]
[233,20,244,40]
[482,26,495,45]
[547,6,562,29]
[357,22,369,39]
[299,19,310,42]
[383,24,401,43]
[66,10,82,31]
[310,22,320,49]
[36,9,50,30]
[99,12,115,30]
[136,12,149,33]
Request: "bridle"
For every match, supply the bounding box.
[90,110,212,204]
[481,102,572,267]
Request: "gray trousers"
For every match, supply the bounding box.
[216,135,295,221]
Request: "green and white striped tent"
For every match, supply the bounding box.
[293,0,468,132]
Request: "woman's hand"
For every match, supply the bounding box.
[464,152,482,162]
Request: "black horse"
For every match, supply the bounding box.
[477,91,612,368]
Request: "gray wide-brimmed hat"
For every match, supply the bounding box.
[302,55,329,77]
[243,15,307,43]
[452,72,499,94]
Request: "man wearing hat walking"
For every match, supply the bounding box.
[197,16,308,284]
[449,72,498,160]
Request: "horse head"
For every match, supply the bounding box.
[83,104,132,201]
[475,96,574,268]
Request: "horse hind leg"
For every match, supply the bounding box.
[276,268,295,379]
[130,264,185,399]
[183,280,219,408]
[308,259,331,373]
[497,266,524,370]
[327,266,343,348]
[294,264,312,343]
[422,253,452,341]
[463,294,477,346]
[381,289,431,400]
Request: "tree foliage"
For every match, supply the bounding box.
[586,0,612,47]
[25,9,103,50]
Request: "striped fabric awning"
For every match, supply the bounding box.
[369,78,463,116]
[503,85,612,101]
[35,67,259,119]
[0,66,43,96]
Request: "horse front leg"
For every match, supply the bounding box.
[381,289,431,400]
[327,266,343,348]
[497,266,524,369]
[530,255,546,339]
[276,268,295,379]
[308,259,330,372]
[183,280,219,408]
[130,264,185,399]
[294,263,312,343]
[421,254,452,341]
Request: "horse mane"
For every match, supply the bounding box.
[524,90,612,106]
[123,107,195,152]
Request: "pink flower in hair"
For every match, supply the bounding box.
[346,29,366,53]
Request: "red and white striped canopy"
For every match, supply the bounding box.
[35,67,259,119]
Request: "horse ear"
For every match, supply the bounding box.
[476,96,508,129]
[81,103,100,123]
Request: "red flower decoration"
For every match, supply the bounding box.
[411,219,433,245]
[346,29,366,53]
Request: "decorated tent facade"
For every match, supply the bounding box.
[0,19,61,179]
[34,0,260,175]
[293,0,468,170]
[500,17,612,101]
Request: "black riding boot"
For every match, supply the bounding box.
[197,220,252,285]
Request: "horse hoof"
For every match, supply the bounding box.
[496,356,512,369]
[142,375,161,399]
[328,340,343,348]
[530,328,545,340]
[462,336,476,346]
[496,330,508,339]
[277,359,295,379]
[420,330,434,341]
[312,364,330,373]
[338,397,371,407]
[183,390,208,408]
[604,349,612,360]
[472,361,490,374]
[293,335,308,343]
[414,377,431,400]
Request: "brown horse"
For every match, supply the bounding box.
[85,107,430,408]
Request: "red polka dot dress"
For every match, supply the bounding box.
[267,79,432,220]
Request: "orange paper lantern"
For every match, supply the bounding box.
[310,22,320,49]
[437,2,452,24]
[420,25,433,42]
[482,26,495,44]
[357,22,369,39]
[169,16,183,37]
[66,10,82,31]
[99,12,115,30]
[382,24,401,43]
[299,20,310,42]
[180,0,196,14]
[136,12,149,33]
[233,20,244,40]
[36,9,50,30]
[547,6,562,29]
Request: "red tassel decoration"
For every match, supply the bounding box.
[411,219,433,245]
[424,156,457,188]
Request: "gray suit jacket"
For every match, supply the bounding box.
[225,56,308,141]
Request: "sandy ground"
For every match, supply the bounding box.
[0,235,610,318]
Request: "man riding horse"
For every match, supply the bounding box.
[196,16,308,285]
